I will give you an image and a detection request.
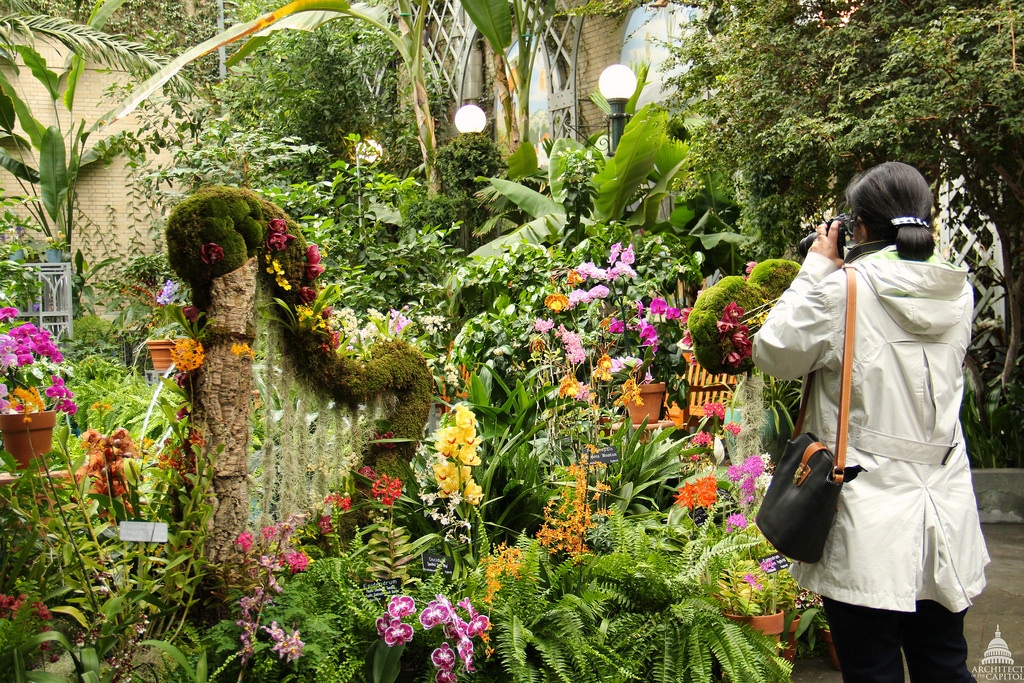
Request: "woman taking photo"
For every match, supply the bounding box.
[753,161,988,682]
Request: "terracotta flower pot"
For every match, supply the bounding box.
[782,616,801,662]
[0,410,57,469]
[625,381,667,425]
[146,339,177,372]
[821,627,841,670]
[725,610,787,641]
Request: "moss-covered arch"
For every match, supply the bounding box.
[165,185,432,468]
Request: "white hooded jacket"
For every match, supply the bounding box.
[753,246,988,612]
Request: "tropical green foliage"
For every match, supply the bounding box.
[669,0,1024,384]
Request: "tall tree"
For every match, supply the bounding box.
[670,0,1024,386]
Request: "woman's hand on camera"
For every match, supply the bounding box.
[808,220,845,268]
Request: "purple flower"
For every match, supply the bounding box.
[743,573,764,590]
[588,284,610,299]
[609,243,622,264]
[420,596,455,629]
[725,513,748,533]
[156,280,179,305]
[376,613,394,638]
[467,614,490,637]
[383,620,414,646]
[619,244,635,265]
[534,318,554,334]
[637,321,659,348]
[0,307,18,321]
[456,637,475,671]
[649,298,668,316]
[390,309,412,335]
[575,261,608,280]
[431,642,456,670]
[387,595,417,618]
[608,318,625,334]
[607,262,637,280]
[435,670,457,683]
[556,325,586,365]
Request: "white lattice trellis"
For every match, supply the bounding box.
[938,177,1006,351]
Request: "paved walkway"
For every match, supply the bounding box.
[791,523,1024,682]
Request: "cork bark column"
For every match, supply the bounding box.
[196,257,257,564]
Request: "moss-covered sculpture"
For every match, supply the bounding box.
[165,186,432,468]
[687,259,800,375]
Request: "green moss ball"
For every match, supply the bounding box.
[747,259,800,301]
[688,276,762,374]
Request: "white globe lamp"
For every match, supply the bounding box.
[454,104,487,134]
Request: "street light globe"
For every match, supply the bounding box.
[598,64,637,101]
[454,104,487,133]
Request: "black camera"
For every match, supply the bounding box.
[798,213,852,259]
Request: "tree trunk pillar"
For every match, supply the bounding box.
[196,257,257,564]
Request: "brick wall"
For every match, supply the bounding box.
[0,39,172,264]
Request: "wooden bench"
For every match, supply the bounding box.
[668,358,739,429]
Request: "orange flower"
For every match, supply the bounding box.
[544,293,570,313]
[558,373,581,399]
[171,338,205,372]
[566,269,585,286]
[595,353,613,381]
[675,474,719,510]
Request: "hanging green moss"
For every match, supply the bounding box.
[166,187,432,477]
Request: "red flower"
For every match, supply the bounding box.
[305,263,325,281]
[183,305,200,322]
[200,243,224,264]
[269,218,288,234]
[306,244,322,265]
[266,231,295,251]
[371,473,403,506]
[298,287,317,304]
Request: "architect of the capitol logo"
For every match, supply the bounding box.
[973,626,1023,681]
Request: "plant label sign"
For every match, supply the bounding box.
[362,578,402,601]
[590,446,619,465]
[422,551,454,576]
[691,506,709,526]
[118,521,168,543]
[756,552,791,573]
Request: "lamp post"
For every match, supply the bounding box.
[454,103,487,134]
[598,64,637,156]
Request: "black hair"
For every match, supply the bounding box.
[844,161,935,261]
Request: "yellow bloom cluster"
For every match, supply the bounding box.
[296,305,328,333]
[171,338,205,372]
[265,255,291,291]
[431,403,483,505]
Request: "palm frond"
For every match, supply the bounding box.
[0,14,191,94]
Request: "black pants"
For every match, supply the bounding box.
[822,597,975,683]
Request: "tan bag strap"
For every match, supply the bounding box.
[790,267,858,483]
